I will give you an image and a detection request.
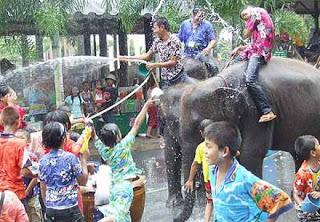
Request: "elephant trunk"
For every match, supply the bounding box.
[173,139,199,221]
[164,128,184,207]
[173,191,195,222]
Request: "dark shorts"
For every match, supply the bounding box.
[204,181,212,203]
[46,205,83,222]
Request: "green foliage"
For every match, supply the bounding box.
[273,10,308,42]
[0,36,37,63]
[0,0,88,36]
[201,0,294,21]
[35,2,68,38]
[103,0,189,33]
[0,0,40,32]
[158,1,189,32]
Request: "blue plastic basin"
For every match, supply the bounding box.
[301,193,320,213]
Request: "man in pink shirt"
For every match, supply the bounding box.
[231,6,276,123]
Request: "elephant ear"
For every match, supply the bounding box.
[211,87,247,120]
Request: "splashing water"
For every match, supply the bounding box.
[1,56,127,114]
[203,0,243,41]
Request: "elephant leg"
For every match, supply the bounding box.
[164,132,183,208]
[174,131,201,221]
[240,118,274,177]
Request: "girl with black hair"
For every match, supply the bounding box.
[65,86,85,119]
[39,122,89,222]
[93,99,155,222]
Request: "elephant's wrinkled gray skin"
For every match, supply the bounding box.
[161,57,320,221]
[182,57,210,80]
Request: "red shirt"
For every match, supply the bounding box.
[293,160,320,201]
[0,135,27,200]
[0,104,26,132]
[0,190,29,222]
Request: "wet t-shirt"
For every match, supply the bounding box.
[0,134,29,200]
[194,142,210,183]
[178,19,216,57]
[209,159,293,221]
[95,133,142,181]
[241,7,275,63]
[150,35,184,81]
[39,149,82,209]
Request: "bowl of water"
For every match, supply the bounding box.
[301,193,320,213]
[138,63,150,78]
[151,87,163,99]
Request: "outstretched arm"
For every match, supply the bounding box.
[119,49,153,62]
[202,39,217,56]
[230,45,247,57]
[129,99,155,137]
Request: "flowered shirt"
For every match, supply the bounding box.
[39,149,82,209]
[209,159,293,221]
[97,179,133,222]
[95,133,142,181]
[150,35,184,81]
[294,160,320,202]
[178,19,216,58]
[241,7,275,63]
[294,160,320,220]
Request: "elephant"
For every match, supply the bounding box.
[182,56,218,80]
[160,57,320,221]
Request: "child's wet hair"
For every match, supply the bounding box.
[44,110,71,130]
[42,122,66,149]
[295,135,318,160]
[204,121,241,157]
[98,123,120,147]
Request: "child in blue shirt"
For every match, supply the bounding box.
[65,86,85,119]
[39,122,89,222]
[94,99,154,222]
[204,121,294,222]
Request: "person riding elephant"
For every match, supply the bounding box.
[160,57,320,221]
[119,16,194,89]
[178,7,219,77]
[231,5,277,123]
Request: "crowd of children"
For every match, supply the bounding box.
[0,78,157,222]
[64,74,119,122]
[64,75,160,139]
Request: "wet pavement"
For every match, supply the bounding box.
[132,137,298,222]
